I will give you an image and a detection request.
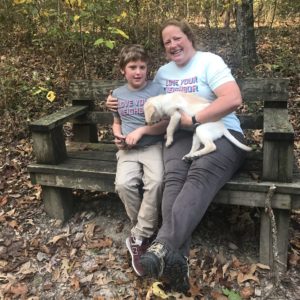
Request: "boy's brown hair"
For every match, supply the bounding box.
[119,44,150,70]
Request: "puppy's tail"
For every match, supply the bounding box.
[224,129,252,151]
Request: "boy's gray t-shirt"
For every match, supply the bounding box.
[112,81,165,147]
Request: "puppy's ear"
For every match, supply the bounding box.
[144,102,155,124]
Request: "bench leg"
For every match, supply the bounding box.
[42,186,74,221]
[259,208,290,274]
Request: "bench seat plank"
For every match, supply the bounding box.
[27,154,300,209]
[28,159,299,210]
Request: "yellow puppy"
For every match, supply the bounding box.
[144,92,251,160]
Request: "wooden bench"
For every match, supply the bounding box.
[28,78,300,273]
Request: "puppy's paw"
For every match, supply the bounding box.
[165,139,173,148]
[182,154,192,162]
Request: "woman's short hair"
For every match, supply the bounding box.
[119,44,150,70]
[160,19,196,49]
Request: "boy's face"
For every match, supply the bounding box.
[121,59,147,90]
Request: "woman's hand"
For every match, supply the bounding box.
[106,91,118,112]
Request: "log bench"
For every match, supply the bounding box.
[27,78,300,273]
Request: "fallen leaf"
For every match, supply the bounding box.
[211,290,227,300]
[209,266,218,277]
[0,260,8,267]
[288,252,300,266]
[256,263,270,270]
[93,296,106,300]
[0,195,8,206]
[52,268,61,281]
[17,261,37,275]
[6,208,16,216]
[189,248,199,258]
[232,256,241,268]
[9,282,28,296]
[146,282,168,299]
[85,222,96,239]
[26,218,35,226]
[70,275,80,290]
[222,262,230,277]
[48,233,70,244]
[240,286,254,299]
[95,273,109,286]
[80,273,93,283]
[249,264,257,275]
[60,258,70,282]
[87,237,112,249]
[189,278,202,298]
[8,220,18,229]
[229,270,238,280]
[237,272,260,285]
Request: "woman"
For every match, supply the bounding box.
[107,19,248,294]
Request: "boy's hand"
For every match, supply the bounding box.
[114,133,127,150]
[106,90,118,112]
[125,128,144,147]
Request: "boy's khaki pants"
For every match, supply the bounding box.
[115,143,164,239]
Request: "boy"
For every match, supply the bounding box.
[111,44,167,276]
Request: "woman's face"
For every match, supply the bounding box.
[161,25,196,67]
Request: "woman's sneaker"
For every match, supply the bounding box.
[125,236,151,277]
[141,241,190,293]
[140,241,169,278]
[164,253,190,294]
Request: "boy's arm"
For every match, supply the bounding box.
[112,117,126,149]
[125,120,169,146]
[140,119,169,135]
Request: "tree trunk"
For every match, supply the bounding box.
[236,0,258,71]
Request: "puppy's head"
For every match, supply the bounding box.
[144,97,163,125]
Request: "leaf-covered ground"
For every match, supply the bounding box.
[0,24,299,299]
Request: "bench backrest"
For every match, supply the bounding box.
[68,78,295,183]
[68,78,290,131]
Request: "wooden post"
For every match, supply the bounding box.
[43,186,74,221]
[32,126,67,164]
[263,139,294,182]
[31,124,73,220]
[260,208,290,273]
[261,102,294,275]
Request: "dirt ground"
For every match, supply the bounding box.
[1,182,299,299]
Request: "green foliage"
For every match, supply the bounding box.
[0,0,299,116]
[93,27,129,49]
[93,38,115,49]
[222,288,242,300]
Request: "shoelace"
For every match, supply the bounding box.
[148,243,168,258]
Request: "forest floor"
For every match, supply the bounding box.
[0,24,299,299]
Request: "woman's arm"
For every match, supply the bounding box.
[106,91,118,112]
[180,81,242,127]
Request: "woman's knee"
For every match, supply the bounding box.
[164,158,189,183]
